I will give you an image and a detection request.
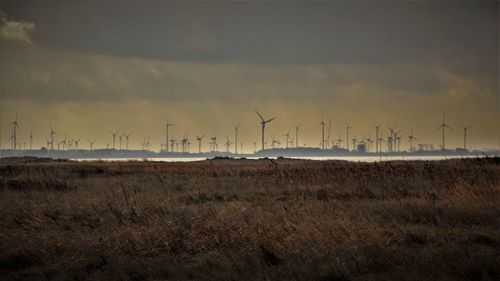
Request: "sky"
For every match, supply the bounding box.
[0,0,498,152]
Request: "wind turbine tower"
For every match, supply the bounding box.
[255,110,276,151]
[234,125,239,154]
[461,123,471,150]
[320,117,325,149]
[346,124,351,151]
[29,130,33,150]
[225,136,232,153]
[294,123,301,148]
[125,133,131,150]
[165,120,173,152]
[374,123,382,153]
[49,125,56,151]
[88,139,95,151]
[110,131,119,149]
[283,128,291,148]
[196,135,204,153]
[170,136,177,152]
[118,134,123,150]
[326,120,331,149]
[387,126,396,152]
[74,137,81,149]
[11,116,19,150]
[408,129,417,153]
[436,114,452,151]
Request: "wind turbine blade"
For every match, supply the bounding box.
[265,117,276,123]
[254,110,265,121]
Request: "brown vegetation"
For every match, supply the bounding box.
[0,157,499,280]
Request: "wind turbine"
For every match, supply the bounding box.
[378,138,386,153]
[225,136,232,153]
[49,125,57,151]
[335,136,344,148]
[346,124,351,151]
[196,134,204,153]
[325,120,332,149]
[124,133,131,150]
[408,129,417,153]
[394,130,403,152]
[240,141,244,154]
[460,123,471,150]
[118,134,123,150]
[87,139,95,151]
[74,137,81,149]
[436,114,452,151]
[319,117,325,149]
[374,123,383,153]
[186,134,191,153]
[294,122,301,148]
[170,135,177,152]
[283,128,291,148]
[271,133,278,149]
[109,131,119,149]
[165,120,173,152]
[180,134,188,153]
[234,124,239,154]
[366,134,372,152]
[209,136,217,152]
[61,134,67,151]
[11,116,19,150]
[67,138,73,150]
[29,130,32,150]
[387,126,397,152]
[255,110,276,151]
[142,137,151,151]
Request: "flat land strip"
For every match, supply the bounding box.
[0,157,499,280]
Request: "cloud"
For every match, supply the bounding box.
[438,69,492,99]
[1,43,496,106]
[2,1,497,65]
[0,14,35,44]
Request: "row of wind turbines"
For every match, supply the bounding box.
[3,111,473,154]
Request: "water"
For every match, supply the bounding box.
[73,155,484,163]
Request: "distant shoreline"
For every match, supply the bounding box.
[0,147,497,161]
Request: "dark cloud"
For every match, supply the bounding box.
[2,0,497,65]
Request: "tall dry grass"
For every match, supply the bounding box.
[0,157,499,280]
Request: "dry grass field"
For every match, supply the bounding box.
[0,157,499,280]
